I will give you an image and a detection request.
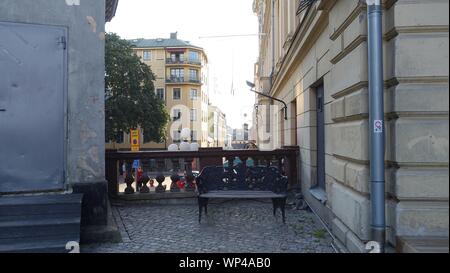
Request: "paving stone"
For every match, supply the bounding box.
[82,200,334,253]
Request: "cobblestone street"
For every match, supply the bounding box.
[82,200,335,253]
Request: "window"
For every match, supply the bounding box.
[190,89,198,100]
[173,130,180,142]
[191,130,197,142]
[170,68,184,82]
[190,109,197,121]
[173,88,181,100]
[156,88,165,101]
[189,51,199,62]
[189,69,198,81]
[171,53,184,62]
[173,108,181,121]
[115,131,124,143]
[143,51,151,61]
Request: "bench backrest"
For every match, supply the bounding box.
[196,164,288,194]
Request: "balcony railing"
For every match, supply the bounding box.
[166,58,202,65]
[166,58,185,64]
[105,147,299,198]
[166,77,184,83]
[187,59,201,65]
[165,77,202,84]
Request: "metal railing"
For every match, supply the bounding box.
[186,59,201,65]
[166,77,185,83]
[105,147,299,198]
[189,78,200,83]
[165,77,201,84]
[166,58,201,65]
[166,58,185,64]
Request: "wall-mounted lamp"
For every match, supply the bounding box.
[246,81,288,120]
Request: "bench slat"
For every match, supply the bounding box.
[199,190,286,199]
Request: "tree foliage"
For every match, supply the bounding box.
[105,33,168,143]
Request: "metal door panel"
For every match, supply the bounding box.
[0,21,66,193]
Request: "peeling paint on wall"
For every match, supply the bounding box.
[77,155,102,180]
[87,146,100,163]
[77,146,101,179]
[98,32,105,41]
[80,123,98,144]
[86,16,97,33]
[65,0,80,6]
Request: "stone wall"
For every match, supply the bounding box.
[257,0,449,252]
[384,0,449,243]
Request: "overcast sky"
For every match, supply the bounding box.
[106,0,259,129]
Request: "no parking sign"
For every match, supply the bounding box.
[374,120,383,133]
[130,129,140,151]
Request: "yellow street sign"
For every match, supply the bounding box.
[130,129,140,151]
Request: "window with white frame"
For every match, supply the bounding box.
[190,109,197,121]
[190,89,198,100]
[191,130,197,142]
[156,88,165,101]
[173,108,181,120]
[173,88,181,100]
[170,68,184,80]
[189,69,198,81]
[189,51,199,62]
[173,130,181,142]
[143,50,151,61]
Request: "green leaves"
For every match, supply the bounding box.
[105,33,169,143]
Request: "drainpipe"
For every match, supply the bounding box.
[367,0,385,253]
[271,0,275,86]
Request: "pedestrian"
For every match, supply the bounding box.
[136,166,143,191]
[122,162,127,181]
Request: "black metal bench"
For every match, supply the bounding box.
[195,164,288,223]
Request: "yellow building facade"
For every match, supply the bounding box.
[106,32,210,150]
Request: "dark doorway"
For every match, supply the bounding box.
[291,99,297,146]
[0,22,67,193]
[316,84,325,190]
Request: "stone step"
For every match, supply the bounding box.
[397,236,449,253]
[0,193,82,253]
[0,194,82,216]
[0,217,81,239]
[0,237,77,253]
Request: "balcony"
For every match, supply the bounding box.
[189,78,201,84]
[105,147,299,199]
[166,77,185,83]
[166,58,185,64]
[186,59,201,65]
[166,58,201,66]
[165,77,202,85]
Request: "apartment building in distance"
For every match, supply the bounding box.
[253,0,448,252]
[106,32,210,150]
[208,104,228,147]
